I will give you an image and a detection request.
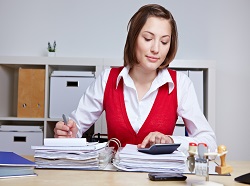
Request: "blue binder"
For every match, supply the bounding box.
[0,151,36,178]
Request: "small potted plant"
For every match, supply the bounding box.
[47,41,56,57]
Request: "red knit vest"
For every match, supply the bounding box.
[103,67,177,147]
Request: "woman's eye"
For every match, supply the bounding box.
[161,41,168,45]
[144,37,152,42]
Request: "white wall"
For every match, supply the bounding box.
[0,0,249,160]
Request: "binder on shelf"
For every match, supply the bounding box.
[17,68,45,118]
[0,151,37,178]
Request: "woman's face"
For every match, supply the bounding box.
[135,16,171,72]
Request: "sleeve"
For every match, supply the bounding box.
[69,68,111,137]
[171,72,217,155]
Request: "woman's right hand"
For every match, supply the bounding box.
[54,119,78,138]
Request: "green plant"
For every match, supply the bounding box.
[48,41,56,52]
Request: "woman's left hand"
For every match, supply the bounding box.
[137,131,173,148]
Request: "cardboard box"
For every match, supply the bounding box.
[17,68,45,118]
[0,125,43,155]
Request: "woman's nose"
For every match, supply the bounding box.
[150,41,159,54]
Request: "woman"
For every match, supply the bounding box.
[54,4,217,153]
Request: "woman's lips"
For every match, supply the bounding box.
[146,55,159,62]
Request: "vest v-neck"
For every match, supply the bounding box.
[118,78,171,136]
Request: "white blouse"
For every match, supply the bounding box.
[70,66,217,154]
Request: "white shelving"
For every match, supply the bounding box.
[0,56,216,139]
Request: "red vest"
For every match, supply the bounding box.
[103,67,177,147]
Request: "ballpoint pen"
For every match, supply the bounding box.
[62,114,70,135]
[62,114,68,126]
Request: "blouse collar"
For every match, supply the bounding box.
[116,66,175,94]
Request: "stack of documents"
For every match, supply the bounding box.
[113,144,186,173]
[31,138,113,170]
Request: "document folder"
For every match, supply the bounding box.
[32,139,119,170]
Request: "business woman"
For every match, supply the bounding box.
[54,4,217,154]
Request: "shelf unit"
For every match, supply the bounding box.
[0,56,216,139]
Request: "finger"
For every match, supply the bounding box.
[57,135,71,138]
[149,132,163,144]
[57,121,70,132]
[160,135,173,144]
[67,119,75,127]
[67,120,78,137]
[140,133,153,148]
[167,135,174,143]
[155,134,162,144]
[55,129,70,136]
[160,137,167,144]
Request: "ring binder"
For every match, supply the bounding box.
[112,144,186,173]
[32,138,122,170]
[98,147,113,169]
[106,138,121,151]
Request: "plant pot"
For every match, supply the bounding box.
[48,52,56,57]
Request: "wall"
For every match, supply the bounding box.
[0,0,249,160]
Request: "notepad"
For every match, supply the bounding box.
[44,138,87,147]
[32,142,107,151]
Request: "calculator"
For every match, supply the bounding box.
[137,143,180,155]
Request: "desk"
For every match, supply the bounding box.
[0,161,249,186]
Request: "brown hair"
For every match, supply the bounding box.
[124,4,178,69]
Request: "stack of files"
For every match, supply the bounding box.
[31,138,113,170]
[0,151,37,178]
[113,144,186,173]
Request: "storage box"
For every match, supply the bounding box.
[49,71,95,118]
[17,68,45,118]
[0,125,43,155]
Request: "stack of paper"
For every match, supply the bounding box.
[31,138,113,170]
[113,144,186,173]
[0,151,37,178]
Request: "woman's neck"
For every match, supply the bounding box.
[129,66,157,84]
[129,66,158,101]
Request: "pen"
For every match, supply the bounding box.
[62,114,71,135]
[62,114,68,125]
